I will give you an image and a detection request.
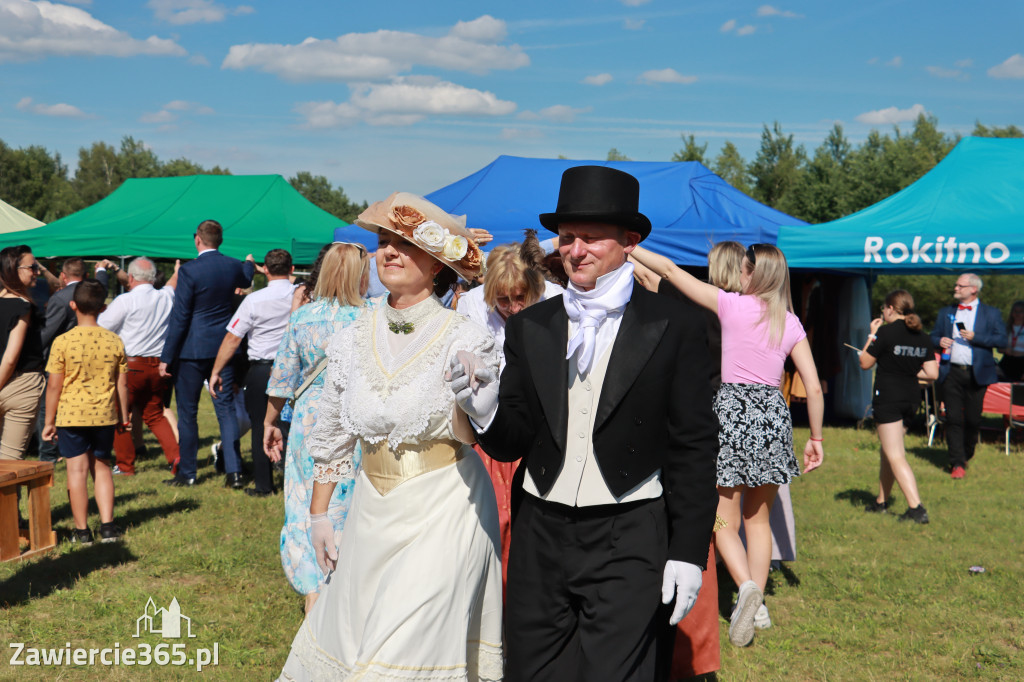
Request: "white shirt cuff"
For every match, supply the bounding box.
[469,406,497,433]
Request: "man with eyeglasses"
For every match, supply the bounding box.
[930,273,1007,479]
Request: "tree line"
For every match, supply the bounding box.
[2,118,1021,321]
[0,136,367,225]
[613,116,1024,323]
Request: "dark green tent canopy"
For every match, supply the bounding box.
[13,174,346,264]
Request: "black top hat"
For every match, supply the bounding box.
[539,165,651,240]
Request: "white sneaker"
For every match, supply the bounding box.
[729,580,763,647]
[754,602,772,630]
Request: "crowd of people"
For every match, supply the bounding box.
[0,164,1018,681]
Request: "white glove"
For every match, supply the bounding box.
[310,512,338,575]
[447,351,498,422]
[662,560,703,625]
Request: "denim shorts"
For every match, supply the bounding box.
[56,425,115,460]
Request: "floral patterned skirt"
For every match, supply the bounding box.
[714,383,799,488]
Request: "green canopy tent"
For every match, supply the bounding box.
[11,175,347,264]
[1,197,45,234]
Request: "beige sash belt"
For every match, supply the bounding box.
[361,438,463,496]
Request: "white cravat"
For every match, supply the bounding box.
[563,262,635,376]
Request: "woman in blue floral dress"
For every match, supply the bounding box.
[264,243,371,613]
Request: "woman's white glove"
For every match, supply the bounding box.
[310,512,338,575]
[662,560,703,625]
[447,351,498,423]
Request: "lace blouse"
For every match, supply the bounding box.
[309,294,498,484]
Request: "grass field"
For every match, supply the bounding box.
[2,396,1022,680]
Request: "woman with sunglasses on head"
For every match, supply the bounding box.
[278,194,502,681]
[455,230,563,599]
[263,242,372,615]
[630,242,824,649]
[0,246,47,463]
[858,290,938,523]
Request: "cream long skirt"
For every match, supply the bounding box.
[279,449,504,681]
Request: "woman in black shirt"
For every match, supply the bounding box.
[0,245,47,461]
[859,289,938,524]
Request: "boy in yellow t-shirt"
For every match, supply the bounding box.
[43,279,129,546]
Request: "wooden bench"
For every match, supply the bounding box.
[0,460,57,562]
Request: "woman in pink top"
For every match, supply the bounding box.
[631,243,824,648]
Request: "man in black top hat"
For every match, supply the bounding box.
[451,165,719,681]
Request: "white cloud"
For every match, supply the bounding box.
[855,103,926,125]
[501,128,544,140]
[757,5,804,18]
[954,58,973,68]
[926,65,964,79]
[164,100,214,114]
[16,96,88,117]
[140,109,176,123]
[449,15,506,42]
[140,100,215,124]
[222,15,529,81]
[988,54,1024,79]
[188,54,210,66]
[148,0,254,26]
[639,68,698,85]
[721,19,755,36]
[620,0,650,5]
[0,0,186,62]
[519,104,591,123]
[295,77,517,128]
[582,72,613,86]
[886,56,902,67]
[623,18,645,30]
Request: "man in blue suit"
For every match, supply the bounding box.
[160,220,255,487]
[931,273,1007,479]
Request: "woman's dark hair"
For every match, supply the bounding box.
[1006,300,1024,332]
[0,245,33,298]
[885,289,922,332]
[433,266,458,298]
[295,243,334,306]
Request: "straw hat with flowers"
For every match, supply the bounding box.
[354,192,484,281]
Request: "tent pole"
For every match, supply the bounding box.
[119,256,126,295]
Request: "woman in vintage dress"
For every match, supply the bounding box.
[278,193,503,682]
[263,242,370,614]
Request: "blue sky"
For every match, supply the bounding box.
[2,0,1022,204]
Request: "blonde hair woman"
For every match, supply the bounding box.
[263,242,370,614]
[630,242,824,648]
[278,194,502,681]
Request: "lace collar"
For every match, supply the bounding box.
[383,294,444,334]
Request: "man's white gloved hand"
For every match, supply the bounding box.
[310,512,338,575]
[447,351,498,422]
[662,560,703,625]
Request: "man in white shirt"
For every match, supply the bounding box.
[451,166,719,681]
[98,257,179,476]
[930,272,1007,478]
[210,249,296,496]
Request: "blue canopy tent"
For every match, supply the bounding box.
[778,137,1024,273]
[426,156,807,265]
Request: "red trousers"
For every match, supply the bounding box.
[670,543,721,678]
[474,444,519,602]
[113,357,179,475]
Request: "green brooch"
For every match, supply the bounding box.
[388,321,414,334]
